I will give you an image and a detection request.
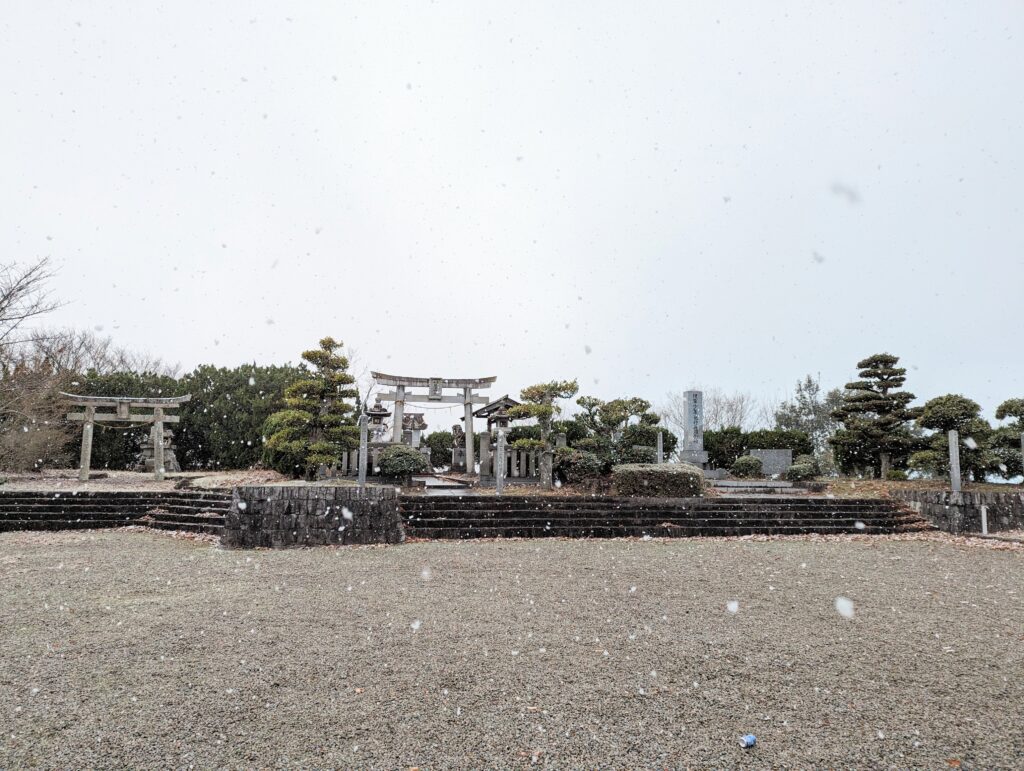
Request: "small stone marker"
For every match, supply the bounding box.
[948,429,962,493]
[358,414,369,487]
[495,427,507,495]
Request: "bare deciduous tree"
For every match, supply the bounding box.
[0,258,60,352]
[661,387,765,434]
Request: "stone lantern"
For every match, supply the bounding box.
[367,399,391,438]
[492,406,512,431]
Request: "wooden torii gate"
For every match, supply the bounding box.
[63,393,191,482]
[370,372,495,475]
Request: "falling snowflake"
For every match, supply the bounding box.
[342,507,354,521]
[835,596,855,619]
[854,520,866,530]
[726,600,739,614]
[420,566,432,581]
[964,437,978,450]
[410,619,422,632]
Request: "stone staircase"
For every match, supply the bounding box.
[399,495,933,539]
[0,490,232,535]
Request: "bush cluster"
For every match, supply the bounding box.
[885,469,908,481]
[377,445,428,479]
[553,447,604,483]
[612,462,704,497]
[705,427,813,469]
[731,455,763,478]
[784,463,817,482]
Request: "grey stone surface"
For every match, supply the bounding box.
[749,448,794,477]
[223,485,403,548]
[949,430,962,492]
[891,488,1024,534]
[681,390,705,459]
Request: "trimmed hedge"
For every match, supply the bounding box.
[885,469,908,481]
[612,462,704,497]
[784,462,817,482]
[731,455,763,478]
[378,445,429,478]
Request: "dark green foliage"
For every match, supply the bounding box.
[784,463,817,482]
[794,454,821,475]
[575,395,652,439]
[507,380,579,450]
[572,436,616,473]
[612,462,704,497]
[885,469,908,481]
[617,445,657,464]
[702,427,811,470]
[176,363,302,470]
[552,418,588,446]
[914,394,997,481]
[422,431,453,468]
[995,399,1024,422]
[703,426,746,469]
[507,425,542,444]
[745,429,813,457]
[553,447,604,483]
[731,455,763,478]
[377,444,428,478]
[617,423,678,457]
[992,398,1024,480]
[74,370,183,470]
[830,353,921,476]
[262,337,358,479]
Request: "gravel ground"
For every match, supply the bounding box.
[0,469,288,492]
[1,531,1022,769]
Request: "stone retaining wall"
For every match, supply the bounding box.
[890,489,1024,534]
[223,486,404,548]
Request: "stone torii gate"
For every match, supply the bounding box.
[370,372,495,475]
[64,392,191,482]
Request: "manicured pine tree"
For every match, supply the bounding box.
[829,353,921,477]
[911,394,996,482]
[262,337,359,479]
[507,379,579,488]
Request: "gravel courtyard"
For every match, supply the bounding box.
[1,531,1022,769]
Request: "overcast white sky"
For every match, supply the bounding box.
[2,1,1022,422]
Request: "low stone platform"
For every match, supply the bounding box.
[0,490,231,534]
[400,495,931,539]
[223,485,404,548]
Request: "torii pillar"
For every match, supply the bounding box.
[463,387,475,474]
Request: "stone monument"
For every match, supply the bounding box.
[679,390,709,467]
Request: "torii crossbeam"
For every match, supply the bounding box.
[370,373,495,475]
[63,392,191,482]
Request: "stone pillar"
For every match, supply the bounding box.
[479,431,491,477]
[681,390,709,466]
[948,429,962,493]
[78,406,95,482]
[153,408,166,481]
[656,431,664,464]
[511,449,520,478]
[540,450,553,489]
[496,428,506,494]
[358,415,368,487]
[555,433,567,449]
[463,388,475,475]
[526,451,534,477]
[391,385,405,443]
[880,452,891,478]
